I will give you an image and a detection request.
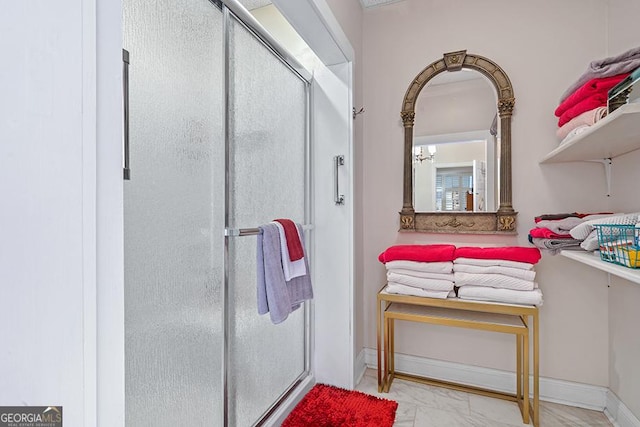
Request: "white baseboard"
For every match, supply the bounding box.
[361,347,608,411]
[605,390,640,427]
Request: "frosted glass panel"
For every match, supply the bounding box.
[123,0,224,425]
[228,16,308,427]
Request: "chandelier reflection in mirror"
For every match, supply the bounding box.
[413,145,436,164]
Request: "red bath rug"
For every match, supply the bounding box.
[282,383,398,427]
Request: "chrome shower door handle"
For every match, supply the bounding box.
[334,155,345,205]
[123,49,131,180]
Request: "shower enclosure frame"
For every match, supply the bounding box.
[220,2,314,425]
[91,0,355,425]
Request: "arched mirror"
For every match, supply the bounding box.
[400,50,517,233]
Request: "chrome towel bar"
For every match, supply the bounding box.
[225,224,314,237]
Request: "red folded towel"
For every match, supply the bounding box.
[378,244,456,263]
[274,219,304,261]
[555,73,629,118]
[529,228,570,239]
[558,95,608,127]
[455,246,542,264]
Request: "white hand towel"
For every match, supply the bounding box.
[384,260,453,274]
[387,272,454,291]
[386,282,453,299]
[452,263,536,281]
[457,286,543,306]
[386,268,454,281]
[454,257,534,270]
[454,271,535,291]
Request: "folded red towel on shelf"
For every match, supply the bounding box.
[378,245,456,263]
[558,95,608,127]
[554,73,629,118]
[529,228,571,239]
[274,218,304,261]
[455,246,542,264]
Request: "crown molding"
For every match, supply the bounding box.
[359,0,405,9]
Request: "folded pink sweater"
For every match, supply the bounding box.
[455,246,542,264]
[378,245,456,263]
[556,107,607,141]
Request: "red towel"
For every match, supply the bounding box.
[455,246,541,264]
[274,219,304,261]
[378,245,456,263]
[558,95,608,127]
[555,73,629,118]
[529,228,570,239]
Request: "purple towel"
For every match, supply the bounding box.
[256,223,313,324]
[560,46,640,102]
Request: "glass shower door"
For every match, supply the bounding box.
[226,13,309,427]
[123,0,225,425]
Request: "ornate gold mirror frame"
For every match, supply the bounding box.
[400,50,517,233]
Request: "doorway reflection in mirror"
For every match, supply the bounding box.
[413,131,495,213]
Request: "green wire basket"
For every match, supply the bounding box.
[593,224,640,268]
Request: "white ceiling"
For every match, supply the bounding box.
[237,0,272,11]
[240,0,405,12]
[359,0,406,8]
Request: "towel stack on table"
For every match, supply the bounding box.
[378,245,456,299]
[378,245,544,306]
[555,46,640,144]
[453,247,543,306]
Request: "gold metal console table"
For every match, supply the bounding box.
[377,286,539,426]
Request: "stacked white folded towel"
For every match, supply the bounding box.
[454,258,543,306]
[385,260,455,299]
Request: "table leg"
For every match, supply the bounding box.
[377,296,382,392]
[383,312,390,392]
[523,327,530,425]
[517,334,522,403]
[533,312,540,427]
[390,318,395,375]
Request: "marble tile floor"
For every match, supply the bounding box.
[356,369,613,426]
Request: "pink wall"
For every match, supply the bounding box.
[606,0,640,419]
[327,1,640,406]
[360,0,611,385]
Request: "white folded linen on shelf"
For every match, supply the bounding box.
[453,257,534,270]
[387,272,454,291]
[384,260,453,274]
[386,282,454,299]
[569,213,639,240]
[457,286,543,306]
[566,213,640,251]
[454,271,536,291]
[452,263,536,281]
[386,268,454,281]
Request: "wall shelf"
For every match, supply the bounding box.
[540,103,640,164]
[560,250,640,285]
